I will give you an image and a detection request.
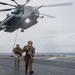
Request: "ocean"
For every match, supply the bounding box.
[35,53,75,57]
[0,53,75,57]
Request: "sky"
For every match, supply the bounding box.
[0,0,75,53]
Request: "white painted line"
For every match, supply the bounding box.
[48,57,58,60]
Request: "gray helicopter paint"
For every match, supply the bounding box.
[20,6,39,21]
[20,6,39,29]
[3,6,40,32]
[14,6,39,29]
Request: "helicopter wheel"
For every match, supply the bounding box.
[40,16,44,18]
[21,29,24,32]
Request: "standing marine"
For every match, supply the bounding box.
[13,44,22,67]
[23,41,35,75]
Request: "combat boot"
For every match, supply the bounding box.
[30,71,34,75]
[25,65,28,74]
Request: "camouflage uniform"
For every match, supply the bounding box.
[13,44,22,67]
[23,41,35,74]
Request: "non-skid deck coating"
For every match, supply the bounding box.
[0,56,75,75]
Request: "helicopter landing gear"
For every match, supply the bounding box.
[21,29,24,32]
[40,16,44,18]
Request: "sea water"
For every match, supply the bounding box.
[0,53,75,57]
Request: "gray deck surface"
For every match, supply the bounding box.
[0,56,75,75]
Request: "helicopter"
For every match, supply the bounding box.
[0,0,73,32]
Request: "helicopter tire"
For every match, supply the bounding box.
[21,29,24,32]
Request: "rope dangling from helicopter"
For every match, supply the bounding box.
[12,29,19,52]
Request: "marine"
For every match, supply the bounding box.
[23,41,35,74]
[13,44,22,67]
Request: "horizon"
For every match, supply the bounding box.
[0,0,75,53]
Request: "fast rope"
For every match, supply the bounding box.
[12,29,19,55]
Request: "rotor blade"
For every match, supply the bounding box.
[0,8,16,12]
[26,0,31,3]
[24,0,31,6]
[11,0,20,6]
[36,2,73,8]
[40,13,55,18]
[0,2,17,7]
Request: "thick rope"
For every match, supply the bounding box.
[12,29,19,56]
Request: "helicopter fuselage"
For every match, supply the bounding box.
[0,6,39,32]
[0,1,72,32]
